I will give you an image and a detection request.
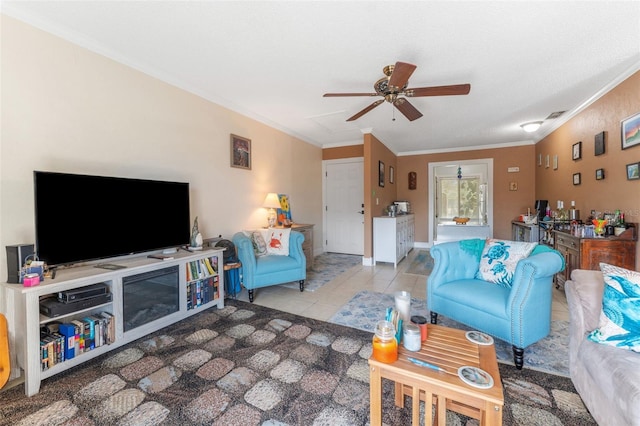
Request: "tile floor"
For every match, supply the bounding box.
[232,249,570,323]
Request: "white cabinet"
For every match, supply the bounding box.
[373,214,415,267]
[0,249,224,396]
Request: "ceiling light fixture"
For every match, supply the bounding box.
[520,121,543,133]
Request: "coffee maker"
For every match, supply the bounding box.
[535,200,548,219]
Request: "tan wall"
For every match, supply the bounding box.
[363,134,398,258]
[536,70,640,268]
[0,15,323,279]
[322,145,364,160]
[398,145,536,242]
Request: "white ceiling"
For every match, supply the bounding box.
[3,1,640,154]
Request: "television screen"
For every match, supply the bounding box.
[34,171,191,267]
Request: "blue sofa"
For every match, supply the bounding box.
[427,239,564,369]
[232,231,306,302]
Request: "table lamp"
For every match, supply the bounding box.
[263,193,281,227]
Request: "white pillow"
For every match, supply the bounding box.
[587,263,640,352]
[265,228,290,256]
[476,239,537,287]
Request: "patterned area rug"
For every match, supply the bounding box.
[0,300,594,425]
[329,290,570,377]
[282,252,362,292]
[405,249,434,276]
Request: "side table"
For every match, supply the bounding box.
[369,324,503,425]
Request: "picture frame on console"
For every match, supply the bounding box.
[230,134,251,170]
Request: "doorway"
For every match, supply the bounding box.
[428,159,493,244]
[323,158,365,255]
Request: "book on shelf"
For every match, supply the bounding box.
[40,311,115,371]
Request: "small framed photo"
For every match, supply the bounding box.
[595,168,605,180]
[389,166,394,184]
[595,131,606,156]
[553,155,558,170]
[627,162,640,180]
[573,172,581,185]
[378,161,385,187]
[621,112,640,150]
[545,154,550,168]
[408,171,417,190]
[572,141,582,160]
[230,134,251,170]
[538,153,542,166]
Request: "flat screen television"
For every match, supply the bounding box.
[34,171,191,267]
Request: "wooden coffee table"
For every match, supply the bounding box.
[369,324,504,425]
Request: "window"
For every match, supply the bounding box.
[437,176,484,223]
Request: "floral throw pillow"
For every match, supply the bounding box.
[587,263,640,352]
[475,239,538,288]
[266,228,290,256]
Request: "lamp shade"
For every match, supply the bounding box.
[263,193,281,209]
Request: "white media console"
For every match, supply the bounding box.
[0,248,225,396]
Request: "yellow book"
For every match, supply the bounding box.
[204,258,215,275]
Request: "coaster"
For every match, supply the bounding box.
[458,366,494,389]
[465,330,494,345]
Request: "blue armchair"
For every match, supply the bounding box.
[232,231,306,302]
[427,239,564,369]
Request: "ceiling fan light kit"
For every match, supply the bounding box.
[521,121,543,133]
[324,61,471,122]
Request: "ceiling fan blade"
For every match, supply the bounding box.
[405,84,471,97]
[323,93,378,97]
[393,98,423,121]
[387,62,417,91]
[346,99,384,121]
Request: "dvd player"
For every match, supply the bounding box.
[58,282,109,303]
[40,292,112,318]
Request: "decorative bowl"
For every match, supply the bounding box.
[453,217,470,225]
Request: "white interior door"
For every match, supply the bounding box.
[324,159,364,255]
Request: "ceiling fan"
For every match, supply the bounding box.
[323,61,470,122]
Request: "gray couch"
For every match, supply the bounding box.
[565,269,640,426]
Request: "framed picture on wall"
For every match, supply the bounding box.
[573,172,581,185]
[596,168,605,180]
[378,161,385,187]
[408,171,417,190]
[621,112,640,150]
[572,141,582,160]
[627,162,640,180]
[389,166,394,184]
[595,131,606,156]
[230,134,251,170]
